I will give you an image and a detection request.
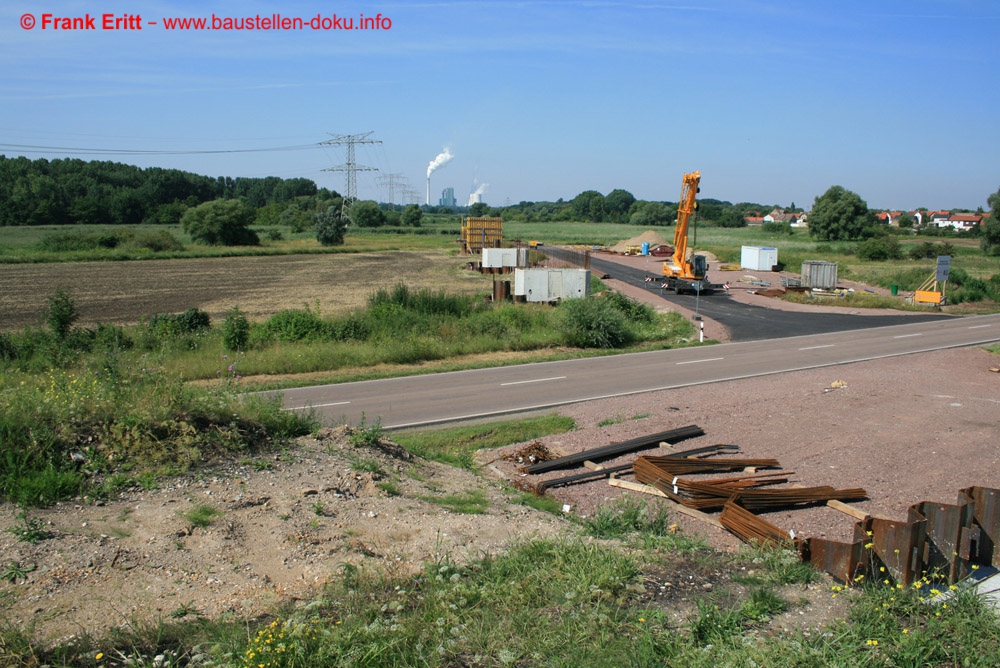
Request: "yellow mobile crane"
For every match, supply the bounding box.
[661,171,719,293]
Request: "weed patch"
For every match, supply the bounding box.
[419,489,490,514]
[393,414,575,469]
[182,504,220,528]
[6,512,50,543]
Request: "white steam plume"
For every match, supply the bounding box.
[426,147,453,178]
[467,179,488,206]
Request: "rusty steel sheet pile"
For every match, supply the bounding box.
[512,427,1000,588]
[802,486,1000,586]
[960,486,1000,569]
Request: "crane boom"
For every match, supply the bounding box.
[671,171,701,276]
[661,171,718,293]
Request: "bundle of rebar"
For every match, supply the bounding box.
[720,498,795,545]
[660,477,866,512]
[521,424,706,474]
[635,454,781,478]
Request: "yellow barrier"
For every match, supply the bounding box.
[914,290,943,305]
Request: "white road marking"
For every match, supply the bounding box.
[281,400,350,411]
[676,357,724,365]
[500,376,567,386]
[799,344,835,351]
[893,333,923,339]
[968,324,993,329]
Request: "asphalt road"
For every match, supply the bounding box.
[543,246,952,341]
[278,313,1000,429]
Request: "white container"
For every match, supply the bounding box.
[741,246,779,271]
[481,247,530,268]
[514,268,590,302]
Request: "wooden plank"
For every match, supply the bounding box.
[827,499,893,521]
[583,461,604,471]
[608,478,726,530]
[549,445,571,458]
[788,485,888,521]
[609,476,669,498]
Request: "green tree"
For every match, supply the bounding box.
[278,196,317,233]
[468,202,489,217]
[314,206,347,246]
[604,189,636,223]
[717,208,746,228]
[572,190,606,222]
[897,212,914,230]
[980,187,1000,255]
[401,204,423,227]
[629,201,673,227]
[348,200,385,228]
[808,186,877,241]
[181,199,259,245]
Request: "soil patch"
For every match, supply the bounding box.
[0,251,491,331]
[0,427,567,646]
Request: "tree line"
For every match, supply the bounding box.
[0,155,334,227]
[807,185,1000,256]
[479,189,782,229]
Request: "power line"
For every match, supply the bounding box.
[0,142,321,156]
[320,132,381,203]
[377,172,407,208]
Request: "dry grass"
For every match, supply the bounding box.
[0,251,491,331]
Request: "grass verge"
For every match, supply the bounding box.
[7,531,998,667]
[392,414,576,469]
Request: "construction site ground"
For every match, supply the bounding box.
[592,251,923,343]
[3,254,999,649]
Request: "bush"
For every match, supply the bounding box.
[130,229,184,252]
[762,221,793,235]
[0,332,18,361]
[94,323,133,352]
[36,229,132,253]
[348,200,386,228]
[260,308,332,342]
[331,314,371,341]
[148,308,211,336]
[856,236,902,261]
[559,297,634,348]
[314,206,347,246]
[181,199,260,246]
[46,288,78,341]
[368,283,475,318]
[401,204,423,227]
[222,307,250,351]
[603,291,655,324]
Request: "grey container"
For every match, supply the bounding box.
[801,261,838,289]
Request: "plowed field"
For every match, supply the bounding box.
[0,252,491,330]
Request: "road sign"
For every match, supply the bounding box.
[936,255,951,283]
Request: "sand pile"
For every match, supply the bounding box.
[610,230,670,253]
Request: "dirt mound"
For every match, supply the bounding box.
[0,429,569,645]
[610,230,670,253]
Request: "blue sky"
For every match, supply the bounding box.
[2,0,997,211]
